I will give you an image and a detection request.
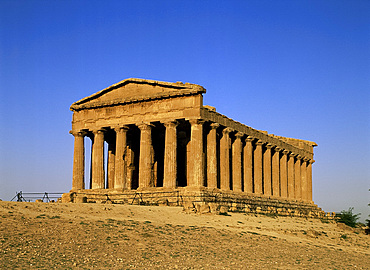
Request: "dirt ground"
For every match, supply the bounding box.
[0,201,369,269]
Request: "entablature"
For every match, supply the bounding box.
[201,106,314,160]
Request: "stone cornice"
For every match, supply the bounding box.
[270,134,317,151]
[70,78,206,111]
[201,107,314,160]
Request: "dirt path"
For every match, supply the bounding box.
[1,201,369,269]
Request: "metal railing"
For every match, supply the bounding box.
[10,191,64,202]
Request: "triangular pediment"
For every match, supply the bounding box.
[71,78,205,110]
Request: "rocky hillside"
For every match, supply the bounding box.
[0,201,369,269]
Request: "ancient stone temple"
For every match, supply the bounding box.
[63,78,328,218]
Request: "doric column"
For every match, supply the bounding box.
[114,126,128,190]
[287,153,295,199]
[254,140,263,194]
[307,159,314,202]
[294,155,302,200]
[207,123,219,189]
[188,119,205,187]
[301,158,308,201]
[126,145,135,190]
[220,127,232,190]
[279,150,289,198]
[92,129,105,189]
[244,136,254,193]
[272,147,281,197]
[263,144,272,196]
[232,132,243,192]
[138,123,154,188]
[72,131,85,190]
[163,121,178,189]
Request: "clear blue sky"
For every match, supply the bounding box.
[1,0,369,221]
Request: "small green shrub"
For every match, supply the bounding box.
[336,207,360,228]
[365,219,370,235]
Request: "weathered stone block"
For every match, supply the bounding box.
[208,203,219,213]
[199,204,210,214]
[183,201,195,213]
[219,205,228,215]
[61,193,73,203]
[157,199,169,206]
[75,196,87,203]
[230,203,238,212]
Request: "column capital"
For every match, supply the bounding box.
[302,157,309,162]
[265,143,273,149]
[70,130,86,137]
[289,152,296,158]
[163,120,178,128]
[209,122,220,129]
[308,159,315,164]
[296,155,302,160]
[255,140,263,146]
[92,129,105,135]
[137,123,153,131]
[245,136,254,142]
[235,132,244,139]
[222,127,233,134]
[114,125,129,133]
[274,146,281,152]
[282,149,289,155]
[189,119,205,126]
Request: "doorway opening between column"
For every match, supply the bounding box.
[126,125,140,189]
[176,120,190,187]
[84,132,93,189]
[151,122,165,188]
[104,128,116,189]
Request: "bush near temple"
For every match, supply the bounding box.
[336,207,360,228]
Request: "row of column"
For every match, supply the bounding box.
[72,127,128,191]
[71,121,181,191]
[72,119,313,202]
[205,124,313,202]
